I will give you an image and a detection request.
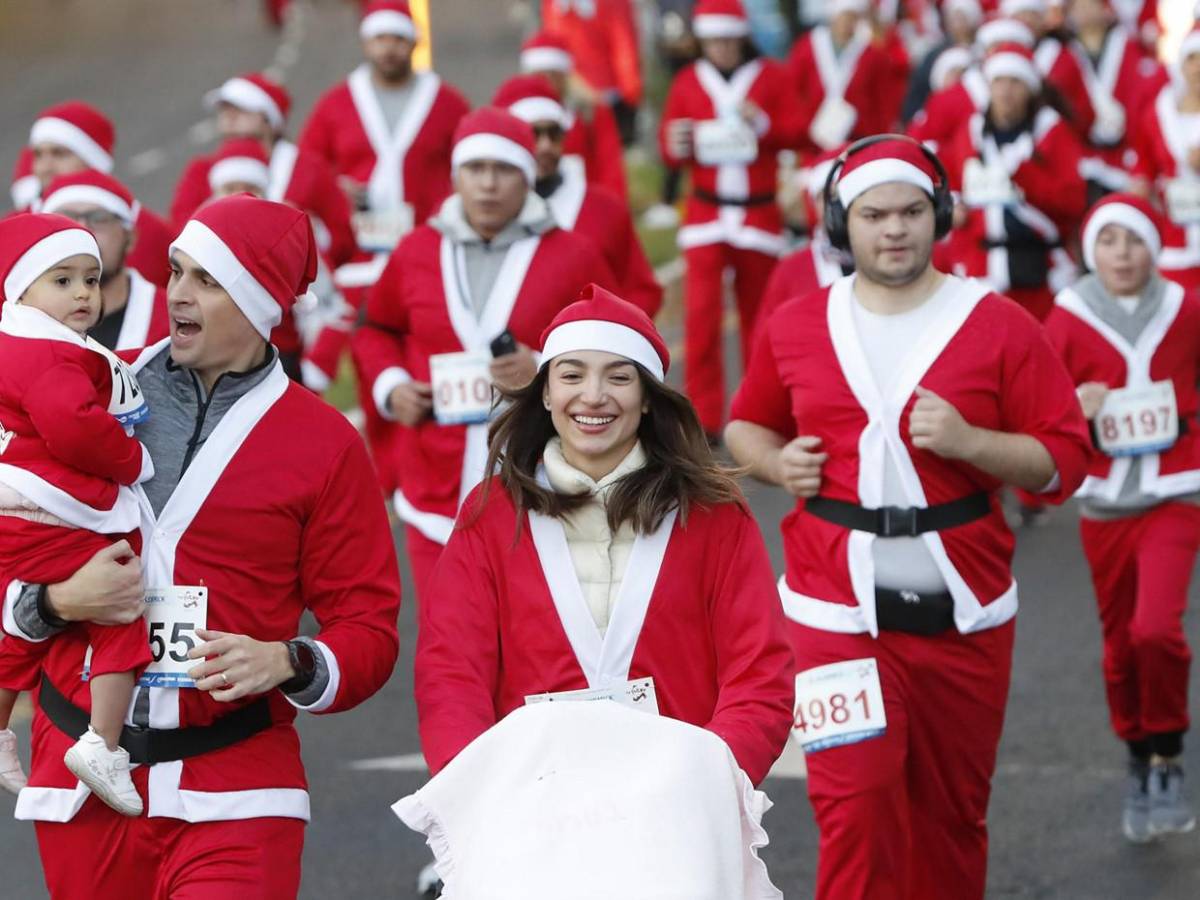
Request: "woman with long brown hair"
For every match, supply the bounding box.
[412,284,794,786]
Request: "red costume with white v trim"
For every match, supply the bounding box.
[298,67,470,229]
[415,482,795,785]
[1133,86,1200,289]
[1045,282,1200,744]
[112,268,169,351]
[4,342,400,828]
[545,156,661,317]
[906,68,989,151]
[351,223,614,600]
[562,102,628,201]
[730,274,1091,900]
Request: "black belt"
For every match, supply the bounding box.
[875,587,956,635]
[981,237,1063,250]
[39,675,274,765]
[693,188,776,207]
[805,493,991,537]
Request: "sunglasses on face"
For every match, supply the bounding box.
[532,124,565,141]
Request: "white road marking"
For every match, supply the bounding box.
[348,752,428,772]
[127,147,168,177]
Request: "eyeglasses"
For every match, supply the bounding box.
[532,124,565,142]
[58,209,126,229]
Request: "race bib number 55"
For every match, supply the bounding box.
[792,658,887,752]
[138,586,208,688]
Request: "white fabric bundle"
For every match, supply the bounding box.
[394,701,783,900]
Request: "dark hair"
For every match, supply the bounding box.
[476,363,744,536]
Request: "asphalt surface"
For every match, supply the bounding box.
[1,2,1199,898]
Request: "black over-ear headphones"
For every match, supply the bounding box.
[822,133,954,253]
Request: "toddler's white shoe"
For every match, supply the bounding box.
[64,727,142,816]
[0,728,27,794]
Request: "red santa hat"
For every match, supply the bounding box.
[539,284,670,381]
[835,137,940,209]
[1080,193,1162,272]
[205,73,291,131]
[982,42,1041,90]
[451,108,537,185]
[207,138,272,194]
[360,0,418,41]
[519,31,574,74]
[998,0,1046,15]
[692,0,751,38]
[40,170,139,229]
[28,101,115,174]
[10,148,40,212]
[943,0,984,25]
[1179,26,1200,63]
[975,17,1036,50]
[170,196,318,339]
[930,46,973,91]
[0,213,101,306]
[493,75,569,129]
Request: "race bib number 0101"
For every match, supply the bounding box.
[138,586,207,689]
[525,676,660,716]
[1096,380,1178,457]
[430,350,494,426]
[792,658,886,752]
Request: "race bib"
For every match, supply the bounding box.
[430,350,495,426]
[1095,380,1179,457]
[1091,93,1125,144]
[962,159,1016,207]
[694,117,759,166]
[1165,179,1200,225]
[139,586,207,688]
[525,676,660,716]
[354,206,413,253]
[88,339,149,428]
[792,658,886,752]
[809,96,857,152]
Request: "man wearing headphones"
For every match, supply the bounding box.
[726,136,1092,900]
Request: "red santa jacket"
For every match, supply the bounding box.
[787,24,900,157]
[352,220,615,543]
[730,275,1091,636]
[546,156,661,317]
[415,481,795,784]
[298,67,470,228]
[1133,85,1200,276]
[170,140,356,269]
[755,239,843,335]
[1111,0,1160,51]
[126,205,174,289]
[563,100,628,201]
[1036,35,1096,140]
[1045,281,1200,501]
[660,58,800,256]
[7,345,401,823]
[0,304,150,533]
[906,67,990,151]
[111,268,169,352]
[941,107,1086,318]
[541,0,642,108]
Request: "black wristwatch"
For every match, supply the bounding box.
[280,639,317,694]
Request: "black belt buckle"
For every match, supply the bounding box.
[877,505,920,537]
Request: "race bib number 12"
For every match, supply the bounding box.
[792,658,887,752]
[139,586,208,689]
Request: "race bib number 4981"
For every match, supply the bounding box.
[792,657,887,752]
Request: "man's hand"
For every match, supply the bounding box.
[909,386,981,460]
[1076,382,1109,419]
[489,344,538,391]
[777,435,828,498]
[45,541,144,626]
[187,629,295,702]
[666,119,694,160]
[388,381,433,426]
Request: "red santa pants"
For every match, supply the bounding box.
[682,242,778,433]
[793,619,1015,900]
[0,521,149,692]
[1079,502,1200,743]
[405,524,446,613]
[36,795,304,899]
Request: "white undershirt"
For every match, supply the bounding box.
[850,284,952,593]
[1115,295,1139,315]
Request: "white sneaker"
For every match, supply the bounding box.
[640,203,680,230]
[64,727,142,816]
[0,728,27,794]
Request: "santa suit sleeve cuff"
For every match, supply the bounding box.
[3,580,61,642]
[136,443,155,485]
[284,637,341,712]
[372,367,414,421]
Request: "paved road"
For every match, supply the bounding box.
[2,2,1200,898]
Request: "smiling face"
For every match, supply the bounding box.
[1092,223,1155,297]
[167,249,266,387]
[846,181,937,288]
[544,349,647,481]
[19,253,102,334]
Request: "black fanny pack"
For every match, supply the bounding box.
[804,493,991,537]
[39,675,274,765]
[875,587,956,635]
